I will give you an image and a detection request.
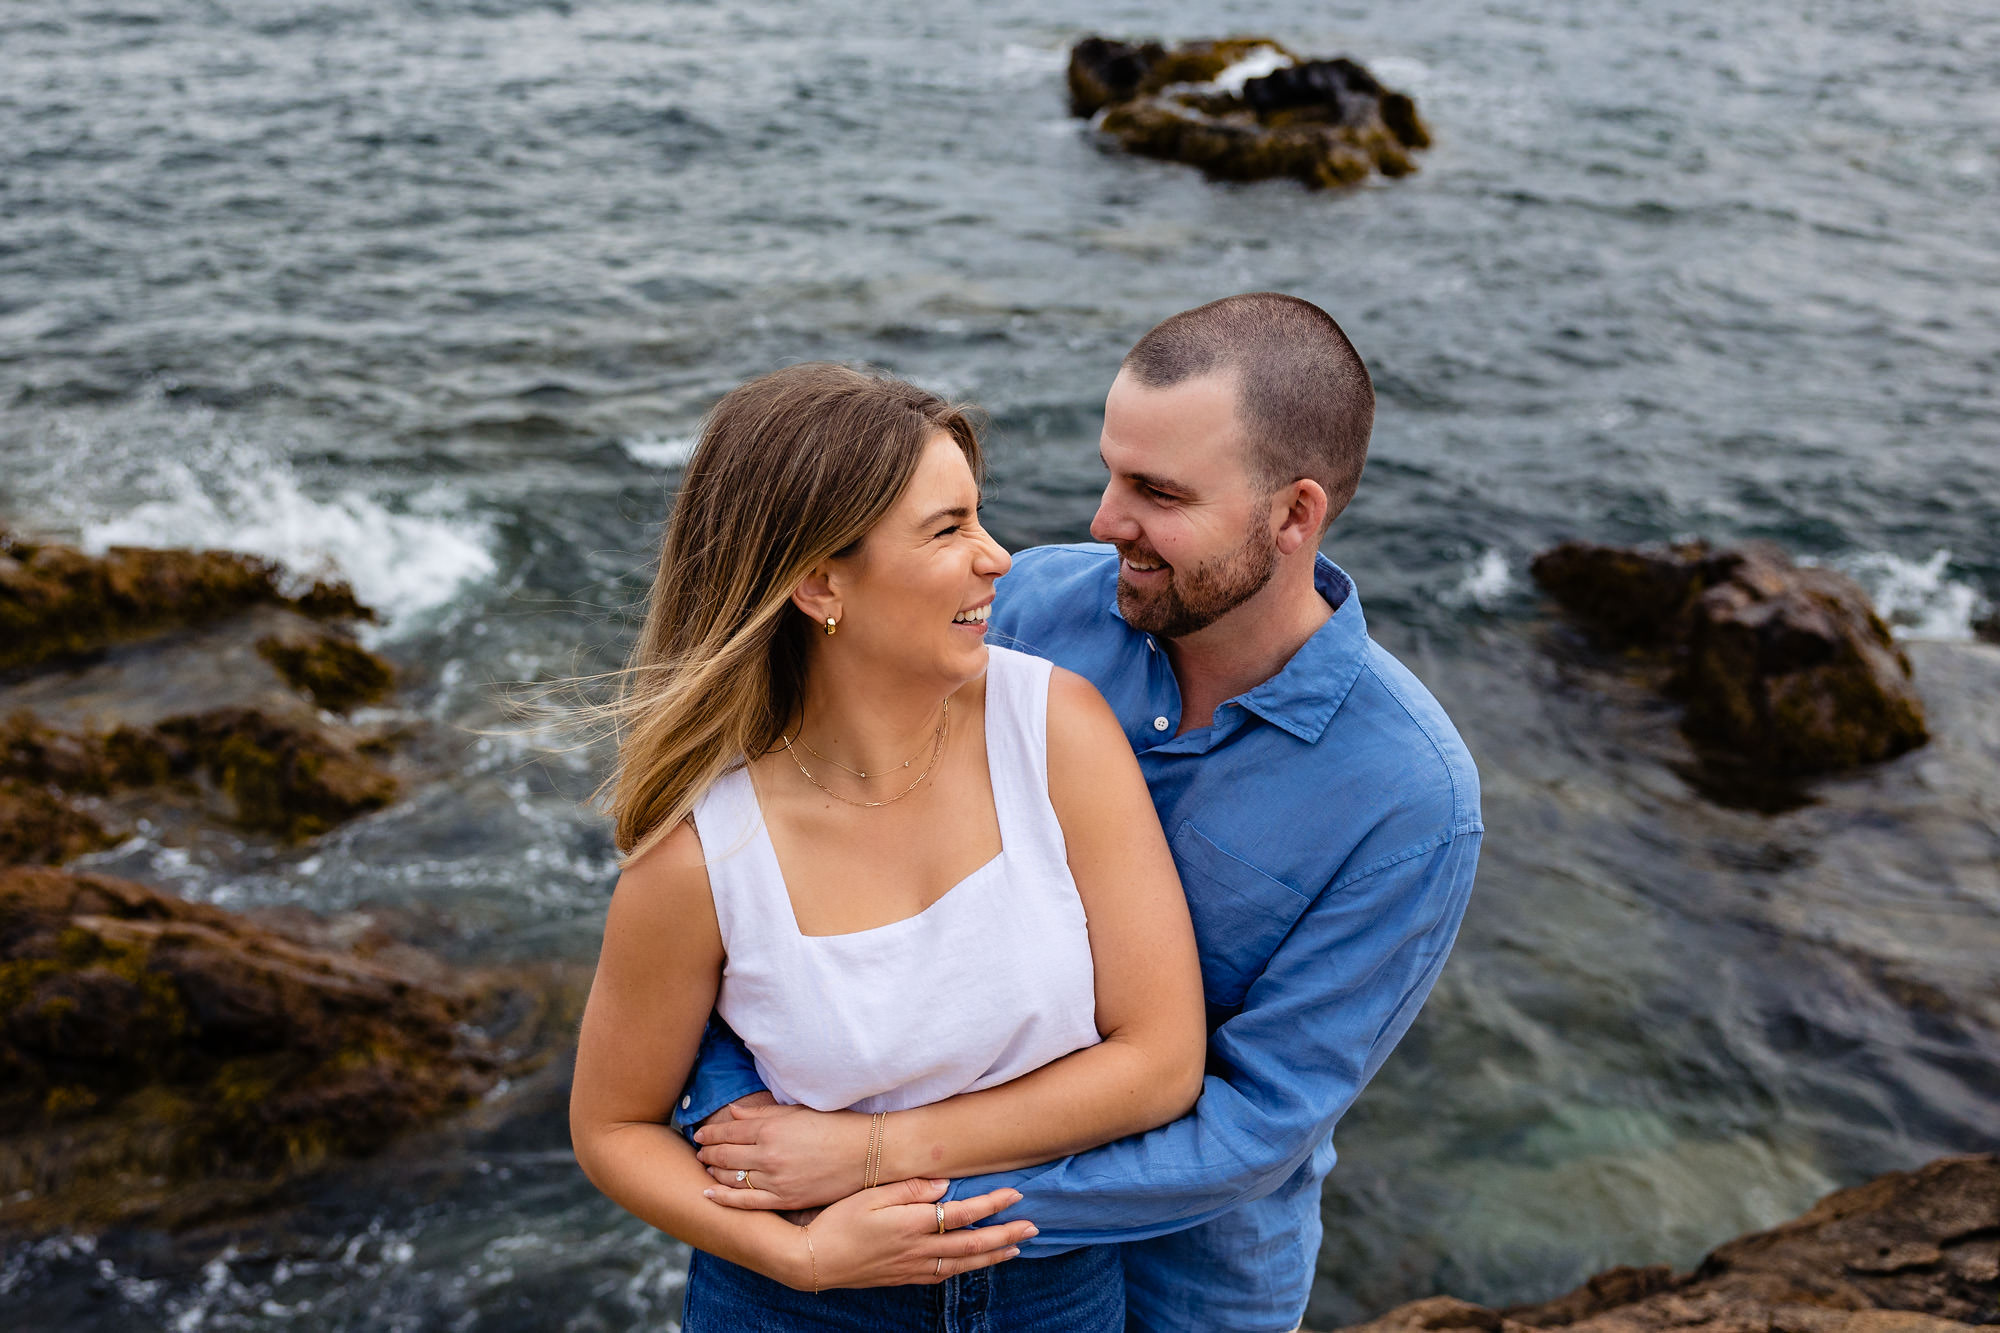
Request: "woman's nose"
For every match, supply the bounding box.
[976,529,1012,577]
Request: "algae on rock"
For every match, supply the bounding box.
[0,531,369,674]
[1067,35,1430,188]
[256,630,396,713]
[0,867,541,1230]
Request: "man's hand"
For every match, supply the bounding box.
[694,1102,870,1211]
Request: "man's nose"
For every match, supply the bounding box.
[1089,486,1135,544]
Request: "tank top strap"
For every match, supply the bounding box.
[982,646,1068,861]
[691,764,797,946]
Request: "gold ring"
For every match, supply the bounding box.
[935,1202,946,1235]
[933,1256,942,1277]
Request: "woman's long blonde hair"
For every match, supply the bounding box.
[603,362,984,863]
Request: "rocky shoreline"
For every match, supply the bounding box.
[1,529,1990,1331]
[0,534,559,1232]
[1327,1155,1998,1333]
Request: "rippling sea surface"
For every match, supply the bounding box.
[4,0,1998,1327]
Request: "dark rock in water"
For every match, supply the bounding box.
[1067,35,1429,188]
[0,706,398,850]
[0,866,542,1230]
[0,529,370,675]
[1067,35,1168,115]
[1531,540,1929,776]
[1975,611,2000,645]
[1325,1155,2000,1333]
[256,629,396,713]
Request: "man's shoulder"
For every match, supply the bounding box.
[991,543,1119,641]
[1326,636,1483,851]
[1002,542,1117,595]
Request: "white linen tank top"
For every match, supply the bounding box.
[692,645,1100,1113]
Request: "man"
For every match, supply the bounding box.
[681,293,1482,1331]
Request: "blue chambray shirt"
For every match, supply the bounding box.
[678,543,1482,1333]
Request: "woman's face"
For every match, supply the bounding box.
[826,432,1012,691]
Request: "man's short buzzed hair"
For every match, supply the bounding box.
[1123,293,1374,523]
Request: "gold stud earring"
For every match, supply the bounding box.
[824,616,838,636]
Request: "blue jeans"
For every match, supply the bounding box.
[680,1242,1123,1332]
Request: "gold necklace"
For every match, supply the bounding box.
[796,698,947,778]
[782,698,950,809]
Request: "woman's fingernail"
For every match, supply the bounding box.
[1006,1190,1022,1203]
[1005,1247,1020,1258]
[1023,1225,1039,1237]
[702,1190,714,1198]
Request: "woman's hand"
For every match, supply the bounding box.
[694,1102,869,1211]
[720,1177,1034,1290]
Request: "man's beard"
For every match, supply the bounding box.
[1114,514,1278,639]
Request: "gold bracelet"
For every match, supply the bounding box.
[862,1111,884,1190]
[803,1223,820,1295]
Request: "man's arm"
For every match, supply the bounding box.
[673,1015,768,1132]
[952,829,1481,1250]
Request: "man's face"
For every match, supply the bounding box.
[1089,368,1278,638]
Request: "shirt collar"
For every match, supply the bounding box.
[1110,552,1369,744]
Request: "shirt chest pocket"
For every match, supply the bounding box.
[1171,820,1312,1011]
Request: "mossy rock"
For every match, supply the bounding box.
[0,780,114,866]
[0,534,373,675]
[256,630,395,713]
[1,707,397,851]
[0,867,531,1229]
[1067,35,1427,188]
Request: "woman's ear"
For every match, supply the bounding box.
[791,562,842,629]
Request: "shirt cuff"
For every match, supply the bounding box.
[672,1068,771,1140]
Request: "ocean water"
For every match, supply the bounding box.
[3,0,1998,1327]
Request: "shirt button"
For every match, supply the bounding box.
[680,1095,692,1110]
[1153,716,1169,732]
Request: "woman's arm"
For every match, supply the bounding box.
[570,821,1035,1286]
[697,668,1206,1207]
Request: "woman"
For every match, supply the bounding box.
[569,363,1205,1329]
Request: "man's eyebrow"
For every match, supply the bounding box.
[1097,448,1191,496]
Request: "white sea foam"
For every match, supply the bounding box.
[1444,548,1516,609]
[1832,549,1990,640]
[82,458,495,631]
[622,432,698,469]
[1206,47,1295,95]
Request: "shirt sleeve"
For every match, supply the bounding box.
[673,1013,769,1135]
[948,828,1481,1249]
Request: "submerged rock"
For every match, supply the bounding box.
[1067,35,1430,188]
[0,867,539,1229]
[256,629,396,713]
[1531,541,1929,776]
[0,530,369,675]
[1329,1155,2000,1333]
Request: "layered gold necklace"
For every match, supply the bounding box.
[780,697,950,809]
